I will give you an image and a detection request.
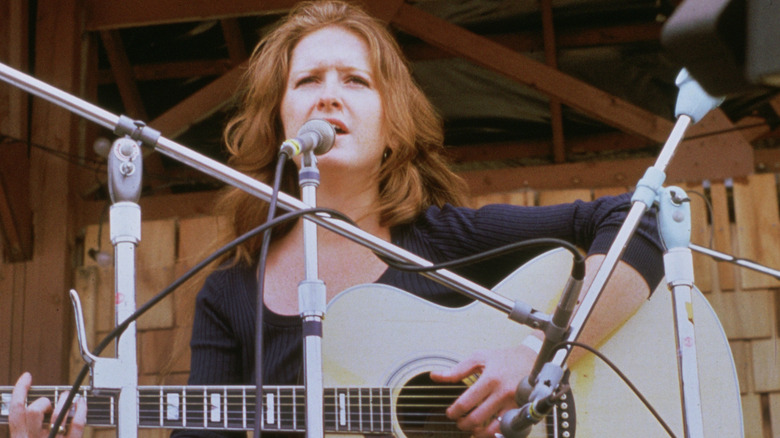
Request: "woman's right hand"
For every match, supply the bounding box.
[8,372,87,438]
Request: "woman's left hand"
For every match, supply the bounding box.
[8,372,87,438]
[429,343,537,437]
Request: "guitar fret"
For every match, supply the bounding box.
[2,385,395,435]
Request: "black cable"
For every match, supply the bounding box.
[379,237,586,279]
[254,153,288,437]
[553,341,677,438]
[47,206,353,438]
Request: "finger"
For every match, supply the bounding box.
[23,397,52,438]
[445,377,493,421]
[430,355,484,382]
[454,391,501,431]
[67,395,87,438]
[9,372,32,432]
[50,391,73,436]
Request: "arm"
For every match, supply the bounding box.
[430,256,652,437]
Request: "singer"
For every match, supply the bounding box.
[158,1,664,437]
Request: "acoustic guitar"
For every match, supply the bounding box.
[1,249,743,437]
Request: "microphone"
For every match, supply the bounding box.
[279,119,336,158]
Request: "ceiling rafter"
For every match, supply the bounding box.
[539,0,565,163]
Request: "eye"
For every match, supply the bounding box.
[347,75,370,87]
[294,76,318,87]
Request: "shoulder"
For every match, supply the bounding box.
[197,262,256,303]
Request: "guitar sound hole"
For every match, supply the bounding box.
[395,374,469,437]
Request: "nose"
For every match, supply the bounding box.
[316,76,342,111]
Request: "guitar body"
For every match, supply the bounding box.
[323,249,743,437]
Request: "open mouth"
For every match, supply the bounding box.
[326,119,348,135]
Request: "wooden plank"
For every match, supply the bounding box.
[78,190,219,232]
[138,219,177,267]
[770,393,780,438]
[85,0,298,30]
[711,182,736,290]
[671,109,755,180]
[681,182,713,292]
[537,188,591,206]
[139,323,191,376]
[751,338,780,392]
[728,340,751,395]
[709,290,774,340]
[0,0,31,262]
[733,174,780,289]
[0,141,32,261]
[740,394,764,438]
[460,150,754,194]
[470,190,535,209]
[177,215,226,268]
[20,0,82,385]
[136,266,175,330]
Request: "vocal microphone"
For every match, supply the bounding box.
[279,118,336,158]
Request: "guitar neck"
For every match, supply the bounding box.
[0,385,393,434]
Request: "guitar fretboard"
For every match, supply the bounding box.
[0,385,393,434]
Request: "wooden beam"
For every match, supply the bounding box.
[387,3,675,144]
[220,18,248,65]
[99,30,147,120]
[85,0,299,30]
[404,22,662,61]
[447,132,652,164]
[22,0,82,385]
[78,190,219,229]
[97,59,234,84]
[148,61,245,139]
[460,137,753,194]
[539,0,565,163]
[0,141,32,261]
[0,0,32,262]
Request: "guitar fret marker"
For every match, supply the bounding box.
[166,393,180,421]
[338,392,346,427]
[265,392,275,425]
[210,392,220,423]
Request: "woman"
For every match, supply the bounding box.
[175,1,663,437]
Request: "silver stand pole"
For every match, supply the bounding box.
[69,136,143,438]
[298,152,326,438]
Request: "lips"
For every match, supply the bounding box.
[324,118,348,134]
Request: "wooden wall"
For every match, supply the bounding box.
[46,173,778,437]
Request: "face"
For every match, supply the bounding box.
[281,26,385,177]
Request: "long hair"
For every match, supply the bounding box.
[218,0,468,266]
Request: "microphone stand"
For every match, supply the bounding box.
[298,151,326,438]
[69,136,143,438]
[690,244,780,280]
[0,61,728,438]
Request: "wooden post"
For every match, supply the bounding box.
[15,0,83,385]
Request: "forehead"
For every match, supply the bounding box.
[289,26,373,71]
